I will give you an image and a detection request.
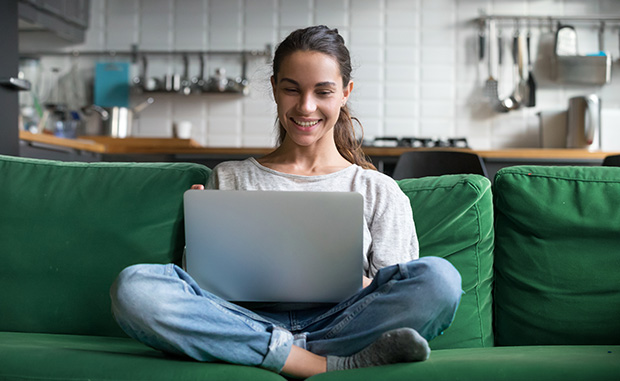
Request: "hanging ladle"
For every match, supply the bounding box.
[499,20,522,111]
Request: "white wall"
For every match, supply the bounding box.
[20,0,620,149]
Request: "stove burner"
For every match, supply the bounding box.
[368,137,469,148]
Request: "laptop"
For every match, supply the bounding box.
[183,190,364,304]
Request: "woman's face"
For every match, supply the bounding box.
[272,50,353,149]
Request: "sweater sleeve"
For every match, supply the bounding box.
[366,179,419,277]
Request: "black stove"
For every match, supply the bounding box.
[366,137,470,148]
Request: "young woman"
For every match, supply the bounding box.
[111,26,462,379]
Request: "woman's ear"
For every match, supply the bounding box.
[270,76,277,100]
[342,80,353,106]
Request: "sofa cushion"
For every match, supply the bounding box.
[398,174,494,349]
[0,155,210,337]
[0,332,284,381]
[307,346,620,381]
[494,166,620,345]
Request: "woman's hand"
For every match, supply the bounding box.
[190,184,205,190]
[363,276,373,289]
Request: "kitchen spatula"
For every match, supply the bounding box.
[526,31,536,107]
[484,21,501,108]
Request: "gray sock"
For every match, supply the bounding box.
[326,328,430,371]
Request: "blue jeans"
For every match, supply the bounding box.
[110,256,461,373]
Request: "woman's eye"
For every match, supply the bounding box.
[284,88,299,93]
[317,90,333,96]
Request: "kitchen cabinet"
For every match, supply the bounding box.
[18,0,90,43]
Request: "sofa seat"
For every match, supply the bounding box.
[3,331,617,381]
[0,332,284,381]
[310,345,620,381]
[0,332,620,381]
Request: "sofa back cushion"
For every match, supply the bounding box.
[0,155,210,337]
[398,174,494,349]
[493,166,620,345]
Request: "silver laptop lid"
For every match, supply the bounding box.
[183,190,364,303]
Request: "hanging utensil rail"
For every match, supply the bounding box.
[19,44,272,79]
[20,44,272,96]
[19,44,272,61]
[477,15,620,24]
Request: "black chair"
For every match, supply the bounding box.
[602,154,620,167]
[392,150,489,180]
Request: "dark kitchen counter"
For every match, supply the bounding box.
[19,131,619,177]
[19,131,617,158]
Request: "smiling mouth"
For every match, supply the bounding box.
[291,118,320,128]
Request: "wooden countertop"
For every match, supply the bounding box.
[19,131,619,161]
[19,131,204,154]
[361,147,618,160]
[20,130,108,153]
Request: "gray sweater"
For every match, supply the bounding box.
[207,158,418,277]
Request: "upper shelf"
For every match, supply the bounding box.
[18,0,90,43]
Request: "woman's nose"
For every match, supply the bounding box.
[297,93,317,113]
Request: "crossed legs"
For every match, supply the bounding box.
[110,257,462,378]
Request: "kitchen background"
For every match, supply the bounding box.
[18,0,620,150]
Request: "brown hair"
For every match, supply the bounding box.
[272,25,376,170]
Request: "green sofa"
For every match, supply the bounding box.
[1,154,618,380]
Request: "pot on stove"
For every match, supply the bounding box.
[83,98,154,138]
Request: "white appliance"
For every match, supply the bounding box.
[539,94,603,150]
[566,95,601,150]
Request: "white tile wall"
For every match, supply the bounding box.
[105,0,139,50]
[22,0,620,150]
[174,0,207,50]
